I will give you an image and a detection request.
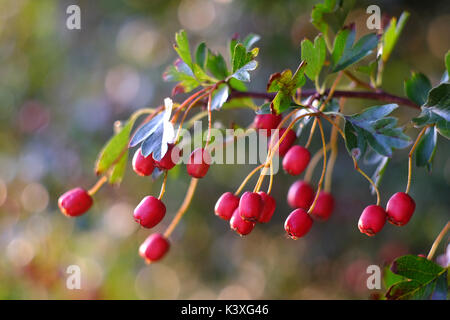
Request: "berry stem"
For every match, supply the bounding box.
[158,171,168,200]
[405,125,429,194]
[353,158,381,206]
[235,164,264,196]
[427,221,450,260]
[267,159,274,195]
[308,119,327,214]
[87,175,108,196]
[171,87,208,124]
[324,123,339,193]
[205,90,213,148]
[163,178,199,238]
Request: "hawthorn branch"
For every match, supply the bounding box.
[229,89,420,109]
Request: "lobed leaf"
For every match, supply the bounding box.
[404,72,432,106]
[301,35,326,81]
[415,126,437,171]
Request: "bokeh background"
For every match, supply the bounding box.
[0,0,449,299]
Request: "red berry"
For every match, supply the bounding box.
[269,128,297,156]
[154,144,180,170]
[132,148,155,176]
[58,188,93,217]
[284,208,313,239]
[386,192,415,226]
[257,191,276,223]
[239,191,263,222]
[134,196,166,228]
[311,191,334,221]
[358,205,387,236]
[282,145,310,175]
[287,180,314,209]
[215,192,240,221]
[230,208,255,236]
[139,233,170,262]
[254,113,282,136]
[187,148,211,178]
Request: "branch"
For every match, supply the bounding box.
[229,88,420,109]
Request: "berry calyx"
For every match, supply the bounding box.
[230,208,256,236]
[254,113,282,136]
[214,192,240,221]
[284,208,313,239]
[287,180,314,210]
[386,192,416,226]
[132,148,155,176]
[187,147,211,178]
[239,191,263,222]
[269,127,297,157]
[257,191,276,223]
[358,205,387,236]
[154,144,180,171]
[311,191,334,221]
[282,145,311,176]
[139,233,170,262]
[134,196,166,228]
[58,188,93,217]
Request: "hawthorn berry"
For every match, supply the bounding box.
[282,145,311,176]
[284,208,313,239]
[257,191,276,223]
[139,233,170,262]
[58,188,93,217]
[134,196,166,228]
[311,191,334,221]
[358,205,387,236]
[230,208,255,236]
[239,191,263,222]
[214,192,239,221]
[386,192,416,226]
[254,113,282,136]
[287,180,314,210]
[269,127,296,157]
[187,147,211,178]
[154,144,180,171]
[132,148,155,176]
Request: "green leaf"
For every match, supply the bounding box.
[404,72,432,106]
[381,12,410,62]
[206,50,228,80]
[332,31,378,72]
[174,30,192,68]
[370,155,390,195]
[231,43,249,73]
[445,50,450,75]
[109,151,128,185]
[195,42,207,69]
[386,255,448,300]
[230,60,258,82]
[210,84,230,110]
[345,104,411,158]
[415,126,437,171]
[413,82,450,139]
[301,35,326,81]
[383,266,407,289]
[311,0,355,35]
[163,60,200,93]
[221,97,255,110]
[242,33,261,50]
[95,120,134,177]
[255,102,272,115]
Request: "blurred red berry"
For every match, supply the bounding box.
[282,145,311,175]
[254,113,282,136]
[284,208,313,239]
[187,147,211,178]
[230,208,255,236]
[58,188,93,217]
[269,127,296,156]
[358,205,387,236]
[386,192,415,226]
[215,192,239,221]
[311,191,334,221]
[287,180,314,209]
[132,148,155,176]
[134,196,166,228]
[154,144,180,170]
[257,191,276,223]
[139,233,170,262]
[239,191,263,222]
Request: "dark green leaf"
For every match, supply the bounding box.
[415,126,437,171]
[195,42,207,69]
[344,120,367,160]
[381,12,410,62]
[301,36,326,80]
[391,255,444,284]
[383,266,407,289]
[311,0,355,35]
[333,32,378,72]
[231,43,248,73]
[206,50,228,80]
[404,72,432,106]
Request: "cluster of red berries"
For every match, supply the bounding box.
[58,143,212,263]
[211,112,336,238]
[358,192,416,236]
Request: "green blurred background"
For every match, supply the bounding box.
[0,0,448,299]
